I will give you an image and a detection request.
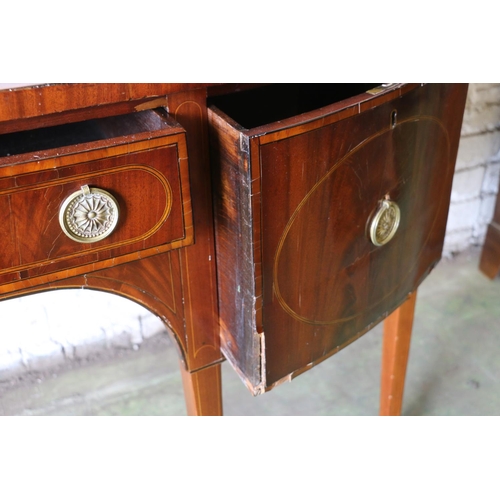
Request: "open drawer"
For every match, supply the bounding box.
[0,109,193,293]
[208,83,468,394]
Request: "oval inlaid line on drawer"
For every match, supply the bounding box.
[0,164,175,275]
[273,116,450,326]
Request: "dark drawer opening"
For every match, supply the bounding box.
[0,109,171,161]
[208,83,380,129]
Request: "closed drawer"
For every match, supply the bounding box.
[208,83,467,394]
[0,109,192,293]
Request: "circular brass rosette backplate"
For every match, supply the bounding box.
[59,185,119,243]
[368,199,401,246]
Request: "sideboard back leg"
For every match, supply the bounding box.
[479,174,500,279]
[380,291,417,416]
[479,224,500,279]
[179,361,223,416]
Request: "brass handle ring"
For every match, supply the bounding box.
[368,199,400,246]
[59,185,119,243]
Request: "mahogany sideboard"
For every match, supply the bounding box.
[0,83,467,415]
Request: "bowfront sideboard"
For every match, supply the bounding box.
[0,83,468,415]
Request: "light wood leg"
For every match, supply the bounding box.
[479,222,500,279]
[479,174,500,279]
[180,361,223,416]
[380,290,417,416]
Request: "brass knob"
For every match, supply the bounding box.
[368,199,400,246]
[59,185,119,243]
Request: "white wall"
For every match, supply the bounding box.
[443,83,500,256]
[0,290,165,380]
[1,84,499,380]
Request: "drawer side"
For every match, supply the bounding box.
[209,109,264,392]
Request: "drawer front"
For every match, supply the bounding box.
[0,132,192,292]
[260,86,459,386]
[210,83,468,393]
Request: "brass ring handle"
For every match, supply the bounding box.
[59,185,119,243]
[368,199,400,246]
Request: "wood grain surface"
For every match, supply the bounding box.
[210,83,468,393]
[0,88,223,381]
[0,84,218,133]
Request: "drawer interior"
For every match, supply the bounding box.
[208,83,379,129]
[0,109,171,160]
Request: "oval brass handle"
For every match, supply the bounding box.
[368,199,400,246]
[59,185,119,243]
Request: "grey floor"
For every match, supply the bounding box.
[1,247,500,416]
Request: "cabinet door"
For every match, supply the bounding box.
[209,84,468,394]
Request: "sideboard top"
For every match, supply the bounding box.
[0,83,414,136]
[0,83,216,124]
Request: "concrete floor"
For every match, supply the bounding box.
[1,247,499,416]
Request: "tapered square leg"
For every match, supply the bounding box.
[479,223,500,279]
[380,291,417,416]
[180,362,223,416]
